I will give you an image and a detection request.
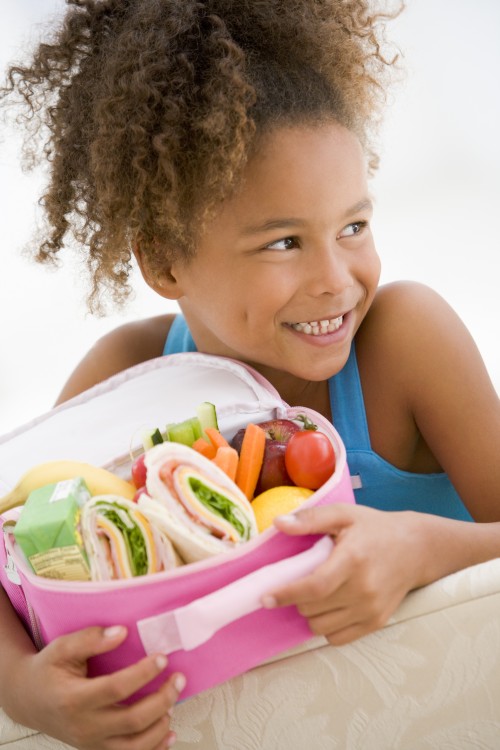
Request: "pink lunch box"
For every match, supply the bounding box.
[0,353,354,701]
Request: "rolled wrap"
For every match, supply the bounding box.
[140,443,258,563]
[81,495,180,580]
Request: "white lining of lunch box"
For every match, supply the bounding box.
[0,354,287,490]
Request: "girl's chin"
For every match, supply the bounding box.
[256,353,349,383]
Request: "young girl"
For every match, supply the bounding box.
[1,1,500,748]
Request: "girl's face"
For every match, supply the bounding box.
[168,122,380,382]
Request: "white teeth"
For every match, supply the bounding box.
[291,315,344,335]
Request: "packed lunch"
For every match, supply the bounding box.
[3,403,337,582]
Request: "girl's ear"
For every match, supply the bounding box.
[133,244,184,300]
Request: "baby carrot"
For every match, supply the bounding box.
[213,446,239,482]
[192,437,217,459]
[235,423,266,500]
[205,427,231,450]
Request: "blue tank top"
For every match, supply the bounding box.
[164,315,473,521]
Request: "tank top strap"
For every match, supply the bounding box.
[163,315,197,355]
[328,343,371,451]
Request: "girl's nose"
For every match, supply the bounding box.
[304,242,354,297]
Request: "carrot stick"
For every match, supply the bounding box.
[235,423,266,500]
[205,427,231,450]
[213,446,239,482]
[192,437,217,459]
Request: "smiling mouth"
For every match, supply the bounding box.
[289,315,344,336]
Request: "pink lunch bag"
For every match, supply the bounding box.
[0,352,354,701]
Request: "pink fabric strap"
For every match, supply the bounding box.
[137,535,334,654]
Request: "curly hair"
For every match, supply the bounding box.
[1,0,402,312]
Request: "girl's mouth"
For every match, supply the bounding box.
[289,315,344,336]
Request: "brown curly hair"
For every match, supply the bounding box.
[1,0,402,313]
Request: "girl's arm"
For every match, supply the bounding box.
[365,281,500,523]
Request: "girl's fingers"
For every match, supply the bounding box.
[101,671,186,739]
[262,541,352,609]
[325,621,377,647]
[105,714,173,750]
[79,652,174,710]
[273,504,357,537]
[49,625,129,670]
[51,626,186,713]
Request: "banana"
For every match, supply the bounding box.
[0,460,136,514]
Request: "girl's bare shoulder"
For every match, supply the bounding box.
[355,279,484,422]
[357,281,500,520]
[55,313,175,404]
[357,280,467,366]
[360,279,448,334]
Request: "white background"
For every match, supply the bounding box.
[1,0,499,436]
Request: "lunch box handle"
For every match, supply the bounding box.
[137,535,334,655]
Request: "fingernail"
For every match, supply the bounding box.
[174,673,186,693]
[103,625,125,638]
[261,595,277,609]
[275,514,300,526]
[167,707,174,718]
[156,654,168,670]
[167,730,177,747]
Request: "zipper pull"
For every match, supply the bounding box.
[5,549,21,585]
[350,474,363,489]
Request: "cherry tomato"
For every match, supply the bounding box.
[284,430,335,490]
[131,453,147,489]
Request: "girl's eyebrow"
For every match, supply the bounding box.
[240,198,373,236]
[240,218,305,236]
[342,198,373,218]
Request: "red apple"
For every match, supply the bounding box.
[231,419,301,493]
[254,440,295,494]
[230,419,301,453]
[255,419,302,442]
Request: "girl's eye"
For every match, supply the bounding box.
[338,221,368,238]
[265,236,299,251]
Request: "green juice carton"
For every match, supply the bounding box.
[13,477,92,581]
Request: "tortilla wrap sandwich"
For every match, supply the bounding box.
[140,442,258,563]
[82,495,181,580]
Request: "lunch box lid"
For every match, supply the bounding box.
[0,353,288,491]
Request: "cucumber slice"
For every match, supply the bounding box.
[164,423,176,441]
[142,404,218,451]
[142,427,167,451]
[167,419,197,446]
[150,428,165,445]
[196,402,219,439]
[187,417,203,441]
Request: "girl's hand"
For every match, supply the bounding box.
[8,625,184,750]
[263,504,421,646]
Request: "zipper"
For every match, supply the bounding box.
[25,599,45,650]
[4,548,21,585]
[3,528,45,649]
[6,550,45,650]
[3,517,21,585]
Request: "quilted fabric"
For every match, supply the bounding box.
[2,557,499,749]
